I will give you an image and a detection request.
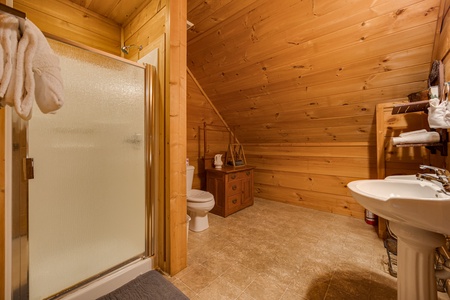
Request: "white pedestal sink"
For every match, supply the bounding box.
[348,179,450,300]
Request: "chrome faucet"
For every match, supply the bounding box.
[416,165,450,194]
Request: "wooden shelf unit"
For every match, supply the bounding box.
[389,100,448,156]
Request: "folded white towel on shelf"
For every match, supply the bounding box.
[13,19,64,120]
[0,13,20,102]
[399,129,427,137]
[428,98,450,128]
[392,131,440,145]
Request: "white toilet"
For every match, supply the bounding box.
[186,165,215,232]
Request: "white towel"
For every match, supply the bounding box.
[392,131,440,145]
[399,129,427,137]
[14,19,64,120]
[3,31,18,107]
[428,98,450,128]
[0,14,20,102]
[28,21,64,114]
[14,18,38,120]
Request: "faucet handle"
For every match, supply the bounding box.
[419,165,449,177]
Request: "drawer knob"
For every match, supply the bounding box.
[232,185,237,190]
[231,174,237,179]
[246,171,251,176]
[232,199,237,204]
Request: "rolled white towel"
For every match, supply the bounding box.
[392,131,440,145]
[399,129,427,137]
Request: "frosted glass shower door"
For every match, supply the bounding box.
[27,40,146,299]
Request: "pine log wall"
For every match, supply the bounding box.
[187,0,446,219]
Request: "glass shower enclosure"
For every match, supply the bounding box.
[10,38,155,299]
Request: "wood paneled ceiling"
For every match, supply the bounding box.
[68,0,153,25]
[186,0,442,144]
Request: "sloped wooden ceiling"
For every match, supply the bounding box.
[187,0,441,144]
[68,0,154,25]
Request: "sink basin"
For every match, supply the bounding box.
[385,174,418,181]
[348,178,450,300]
[385,174,442,187]
[348,179,450,236]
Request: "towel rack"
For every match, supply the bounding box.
[0,3,26,19]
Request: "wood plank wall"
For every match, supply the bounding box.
[187,0,444,220]
[245,143,374,218]
[187,72,230,190]
[121,0,167,61]
[436,0,450,74]
[14,0,121,55]
[166,0,187,275]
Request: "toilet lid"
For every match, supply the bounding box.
[188,189,214,202]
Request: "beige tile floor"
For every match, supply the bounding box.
[168,198,406,300]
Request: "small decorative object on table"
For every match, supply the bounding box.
[226,144,246,166]
[214,154,223,169]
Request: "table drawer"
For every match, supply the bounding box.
[227,171,246,181]
[226,194,242,213]
[227,181,242,195]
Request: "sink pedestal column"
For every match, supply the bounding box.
[390,222,446,300]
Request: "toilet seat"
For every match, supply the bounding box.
[187,189,214,202]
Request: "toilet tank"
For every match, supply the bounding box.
[186,165,195,192]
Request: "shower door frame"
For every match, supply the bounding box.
[7,36,157,299]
